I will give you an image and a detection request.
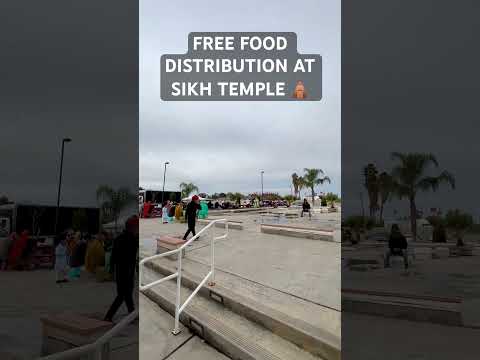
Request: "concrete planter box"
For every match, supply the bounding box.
[432,247,450,259]
[156,236,186,260]
[449,245,474,257]
[40,313,112,357]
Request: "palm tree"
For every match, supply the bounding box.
[298,177,305,199]
[96,185,137,228]
[363,163,379,218]
[301,168,331,206]
[378,171,394,224]
[291,173,301,199]
[180,182,199,199]
[390,152,455,241]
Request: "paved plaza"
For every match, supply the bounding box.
[140,208,341,310]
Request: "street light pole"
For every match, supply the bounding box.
[261,170,264,206]
[161,161,170,205]
[54,138,72,235]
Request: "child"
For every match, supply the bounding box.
[55,233,69,283]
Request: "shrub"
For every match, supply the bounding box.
[344,215,374,244]
[444,209,473,247]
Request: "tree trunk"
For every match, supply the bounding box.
[311,187,315,207]
[410,196,417,241]
[379,203,384,224]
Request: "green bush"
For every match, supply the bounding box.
[427,215,447,243]
[445,209,473,247]
[343,215,374,244]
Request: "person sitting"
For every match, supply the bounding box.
[301,199,311,219]
[384,224,409,269]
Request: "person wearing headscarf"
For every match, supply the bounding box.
[85,231,106,274]
[55,232,69,283]
[6,230,29,270]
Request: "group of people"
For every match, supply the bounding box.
[161,200,184,223]
[54,230,112,282]
[54,215,139,322]
[158,195,203,241]
[141,200,184,219]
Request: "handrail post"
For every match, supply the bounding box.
[209,226,216,287]
[100,342,110,360]
[172,252,182,335]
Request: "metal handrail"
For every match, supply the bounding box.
[139,218,228,335]
[37,309,138,360]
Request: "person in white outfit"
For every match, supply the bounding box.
[55,233,69,283]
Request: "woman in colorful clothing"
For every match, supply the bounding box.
[6,230,29,270]
[55,232,69,283]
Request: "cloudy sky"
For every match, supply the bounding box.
[0,0,138,207]
[342,0,480,220]
[140,0,341,197]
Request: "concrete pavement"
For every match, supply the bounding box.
[140,210,341,310]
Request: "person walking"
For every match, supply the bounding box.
[183,195,201,240]
[104,215,139,322]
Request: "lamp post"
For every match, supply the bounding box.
[54,137,72,235]
[161,161,170,206]
[261,170,264,206]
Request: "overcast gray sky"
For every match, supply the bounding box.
[0,0,138,207]
[342,0,480,220]
[140,0,341,196]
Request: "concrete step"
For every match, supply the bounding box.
[140,294,229,360]
[260,224,335,242]
[143,259,340,360]
[142,266,325,360]
[342,289,463,326]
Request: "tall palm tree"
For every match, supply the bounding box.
[298,176,305,199]
[378,171,393,224]
[180,182,199,199]
[301,168,331,206]
[363,163,379,218]
[390,152,455,241]
[291,173,301,199]
[96,185,137,228]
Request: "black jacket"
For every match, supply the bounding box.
[110,230,138,283]
[185,201,201,223]
[389,232,407,250]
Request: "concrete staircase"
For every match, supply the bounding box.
[141,259,340,360]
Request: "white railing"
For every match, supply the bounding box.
[139,218,228,335]
[37,309,138,360]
